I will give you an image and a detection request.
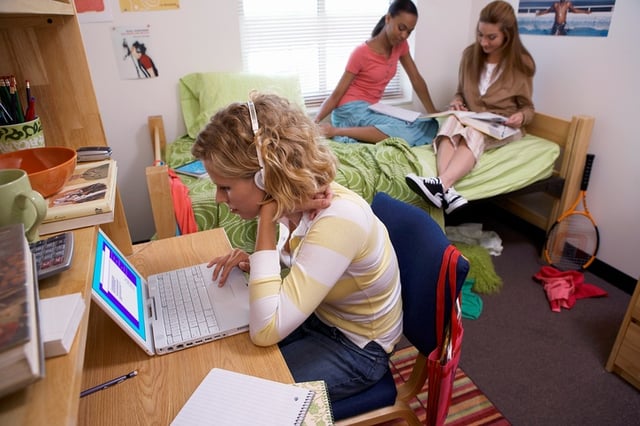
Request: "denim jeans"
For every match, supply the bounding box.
[278,314,390,402]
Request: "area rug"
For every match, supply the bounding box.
[387,346,511,425]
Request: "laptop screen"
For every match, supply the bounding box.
[92,230,149,343]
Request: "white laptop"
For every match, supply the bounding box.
[91,229,250,356]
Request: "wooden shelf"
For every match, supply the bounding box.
[0,0,73,16]
[0,3,133,255]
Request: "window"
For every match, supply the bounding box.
[239,0,408,108]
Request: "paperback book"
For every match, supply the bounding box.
[0,223,45,398]
[39,159,118,235]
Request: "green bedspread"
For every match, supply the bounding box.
[166,135,442,252]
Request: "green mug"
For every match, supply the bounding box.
[0,169,47,242]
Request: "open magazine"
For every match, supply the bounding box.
[368,102,518,140]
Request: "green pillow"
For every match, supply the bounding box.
[179,71,304,138]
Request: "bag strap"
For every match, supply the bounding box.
[435,245,461,349]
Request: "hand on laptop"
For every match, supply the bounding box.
[208,248,250,287]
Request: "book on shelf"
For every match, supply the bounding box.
[39,159,118,235]
[0,223,45,398]
[295,380,334,426]
[174,159,207,178]
[369,102,518,140]
[171,368,315,426]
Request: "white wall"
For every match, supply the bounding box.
[79,0,640,280]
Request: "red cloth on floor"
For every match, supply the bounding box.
[168,168,198,235]
[532,266,607,312]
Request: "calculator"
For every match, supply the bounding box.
[29,232,75,280]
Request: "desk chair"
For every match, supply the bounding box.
[333,192,469,425]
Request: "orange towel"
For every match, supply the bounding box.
[167,168,198,235]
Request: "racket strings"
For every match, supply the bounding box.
[546,213,598,270]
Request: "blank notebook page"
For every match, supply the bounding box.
[171,368,314,426]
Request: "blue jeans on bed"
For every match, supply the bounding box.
[331,100,438,147]
[278,314,390,402]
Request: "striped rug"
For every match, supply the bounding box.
[387,346,511,425]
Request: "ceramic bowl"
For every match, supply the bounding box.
[0,147,77,197]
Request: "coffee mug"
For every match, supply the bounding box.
[0,169,47,242]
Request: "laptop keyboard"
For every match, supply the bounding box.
[156,267,220,345]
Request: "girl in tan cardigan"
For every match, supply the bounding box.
[407,0,536,214]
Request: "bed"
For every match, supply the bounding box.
[145,72,594,253]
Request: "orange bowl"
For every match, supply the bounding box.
[0,147,77,197]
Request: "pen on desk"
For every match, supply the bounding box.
[80,370,138,398]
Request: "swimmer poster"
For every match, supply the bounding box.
[517,1,616,37]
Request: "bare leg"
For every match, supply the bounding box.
[434,136,456,176]
[438,138,476,191]
[319,123,388,144]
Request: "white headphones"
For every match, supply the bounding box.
[247,101,265,190]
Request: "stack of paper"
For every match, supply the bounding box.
[40,292,85,358]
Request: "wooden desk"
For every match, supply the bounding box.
[78,229,293,425]
[0,226,98,426]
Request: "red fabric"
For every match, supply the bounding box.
[167,168,198,235]
[427,245,464,426]
[532,266,607,312]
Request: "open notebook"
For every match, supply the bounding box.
[171,368,315,426]
[91,229,250,355]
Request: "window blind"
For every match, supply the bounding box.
[239,0,407,108]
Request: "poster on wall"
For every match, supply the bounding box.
[74,0,114,23]
[111,26,159,80]
[517,1,615,37]
[119,0,180,12]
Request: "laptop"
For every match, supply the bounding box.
[91,229,250,356]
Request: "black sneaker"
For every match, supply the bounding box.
[444,187,468,214]
[405,174,445,208]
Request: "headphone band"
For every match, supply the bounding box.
[247,100,260,135]
[247,101,265,190]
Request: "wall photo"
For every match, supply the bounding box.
[518,0,616,37]
[111,26,159,80]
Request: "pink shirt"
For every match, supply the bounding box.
[339,40,409,106]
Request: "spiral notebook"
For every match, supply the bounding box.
[171,368,314,426]
[295,380,334,425]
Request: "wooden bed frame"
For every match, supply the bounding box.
[145,113,594,240]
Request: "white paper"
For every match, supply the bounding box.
[172,368,314,426]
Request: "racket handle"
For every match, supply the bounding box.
[581,154,595,191]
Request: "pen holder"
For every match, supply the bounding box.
[0,117,45,154]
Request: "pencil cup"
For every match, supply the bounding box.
[0,117,45,154]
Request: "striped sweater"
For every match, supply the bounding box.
[248,182,402,352]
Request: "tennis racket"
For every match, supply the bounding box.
[544,154,599,270]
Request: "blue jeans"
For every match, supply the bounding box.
[331,100,438,147]
[278,314,390,402]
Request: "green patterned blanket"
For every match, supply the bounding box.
[165,135,442,252]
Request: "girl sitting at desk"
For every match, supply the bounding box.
[192,92,402,403]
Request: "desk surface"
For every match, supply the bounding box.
[78,229,293,425]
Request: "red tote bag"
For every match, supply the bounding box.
[426,245,464,426]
